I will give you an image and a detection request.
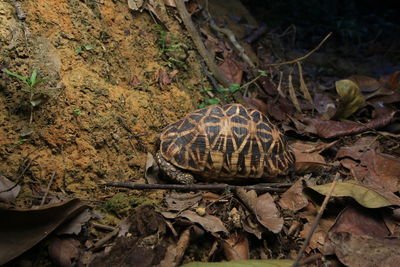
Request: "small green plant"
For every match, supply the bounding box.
[72,109,82,116]
[17,138,28,145]
[154,24,186,67]
[198,70,268,108]
[74,44,93,55]
[2,68,47,123]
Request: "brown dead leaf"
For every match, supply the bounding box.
[348,75,381,93]
[162,210,228,234]
[278,179,308,211]
[325,232,400,267]
[0,176,20,203]
[145,152,161,184]
[48,237,80,267]
[165,192,202,212]
[314,92,336,119]
[157,69,173,88]
[337,137,400,192]
[288,73,301,112]
[236,188,283,233]
[329,205,390,238]
[129,74,141,87]
[223,233,249,261]
[56,208,93,235]
[255,193,283,233]
[0,199,87,265]
[300,223,327,252]
[291,141,329,173]
[218,56,243,84]
[300,107,396,138]
[160,228,191,267]
[297,62,314,106]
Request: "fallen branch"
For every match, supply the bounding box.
[175,0,231,88]
[202,10,255,69]
[292,172,340,267]
[103,181,291,193]
[266,32,332,67]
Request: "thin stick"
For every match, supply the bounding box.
[103,181,291,193]
[291,173,340,267]
[266,32,332,67]
[175,0,231,88]
[40,170,56,206]
[91,227,119,251]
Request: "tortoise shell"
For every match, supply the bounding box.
[159,104,295,180]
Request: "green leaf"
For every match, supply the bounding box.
[75,46,83,55]
[257,69,268,77]
[182,260,294,267]
[83,44,93,50]
[306,180,400,208]
[30,70,37,86]
[3,69,30,86]
[333,79,365,119]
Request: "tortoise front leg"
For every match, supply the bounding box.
[155,152,196,184]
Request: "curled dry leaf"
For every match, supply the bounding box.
[145,152,161,184]
[223,233,249,261]
[182,259,295,267]
[165,192,202,212]
[290,141,329,174]
[162,210,228,234]
[325,232,400,267]
[0,199,87,265]
[278,179,308,211]
[0,176,20,203]
[333,79,365,119]
[218,56,243,84]
[300,108,395,138]
[236,188,283,233]
[48,238,80,267]
[288,73,301,112]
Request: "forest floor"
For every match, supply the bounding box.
[0,0,399,266]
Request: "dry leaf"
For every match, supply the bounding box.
[333,79,365,119]
[336,137,400,192]
[278,179,308,211]
[305,180,400,208]
[288,73,301,112]
[0,176,20,203]
[329,205,390,238]
[0,199,87,265]
[218,57,243,84]
[165,192,202,212]
[48,238,80,267]
[162,210,228,234]
[325,232,400,267]
[300,108,395,138]
[297,62,314,106]
[223,233,249,261]
[348,75,381,93]
[291,141,328,173]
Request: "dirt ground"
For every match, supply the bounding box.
[0,0,208,204]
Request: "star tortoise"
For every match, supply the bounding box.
[156,104,295,184]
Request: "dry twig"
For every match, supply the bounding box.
[292,172,340,267]
[266,32,332,67]
[175,0,231,88]
[103,181,291,193]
